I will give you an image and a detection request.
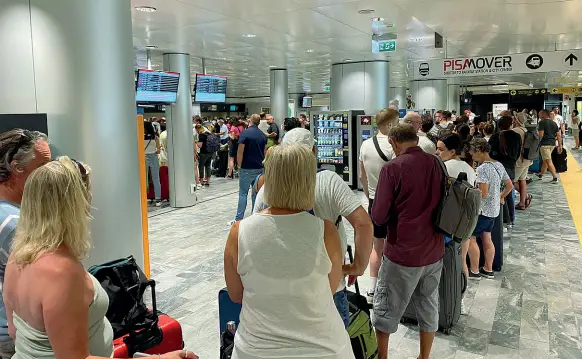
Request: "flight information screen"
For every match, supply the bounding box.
[194,74,227,103]
[136,70,180,103]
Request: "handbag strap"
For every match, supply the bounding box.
[372,135,390,162]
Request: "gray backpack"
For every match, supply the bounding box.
[522,124,541,161]
[433,157,482,243]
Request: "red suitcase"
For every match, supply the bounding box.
[113,314,184,358]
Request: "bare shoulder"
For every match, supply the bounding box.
[34,253,85,285]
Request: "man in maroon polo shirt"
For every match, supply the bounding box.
[371,124,444,359]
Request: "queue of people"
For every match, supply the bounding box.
[223,103,567,359]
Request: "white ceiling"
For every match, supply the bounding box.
[131,0,582,97]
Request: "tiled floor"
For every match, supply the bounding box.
[148,139,582,359]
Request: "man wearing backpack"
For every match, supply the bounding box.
[371,124,444,359]
[513,113,535,209]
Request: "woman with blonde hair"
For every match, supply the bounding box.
[3,157,195,359]
[224,144,353,359]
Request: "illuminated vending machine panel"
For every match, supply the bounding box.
[356,115,376,190]
[313,111,352,185]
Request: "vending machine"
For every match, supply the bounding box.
[311,110,363,189]
[355,114,377,190]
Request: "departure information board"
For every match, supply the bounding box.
[194,74,227,103]
[136,69,180,104]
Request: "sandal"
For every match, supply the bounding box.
[525,194,533,209]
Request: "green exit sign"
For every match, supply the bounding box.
[324,85,331,92]
[379,39,396,52]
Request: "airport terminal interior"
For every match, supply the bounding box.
[3,0,582,359]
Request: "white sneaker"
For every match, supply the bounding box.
[366,289,374,304]
[155,200,162,207]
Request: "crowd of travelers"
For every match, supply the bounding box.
[223,105,568,359]
[0,103,568,359]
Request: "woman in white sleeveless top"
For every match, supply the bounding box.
[224,144,354,359]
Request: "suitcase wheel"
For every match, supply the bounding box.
[442,327,452,335]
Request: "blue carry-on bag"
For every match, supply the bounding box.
[218,288,242,334]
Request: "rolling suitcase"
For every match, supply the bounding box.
[529,154,541,173]
[551,147,567,173]
[113,314,184,358]
[468,206,504,272]
[218,288,242,334]
[401,241,462,334]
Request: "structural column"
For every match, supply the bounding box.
[8,0,144,267]
[331,61,390,114]
[409,80,448,111]
[447,79,461,113]
[270,68,288,128]
[389,87,407,109]
[163,53,197,208]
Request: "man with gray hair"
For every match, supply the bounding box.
[253,128,373,328]
[404,112,436,154]
[0,129,51,358]
[371,124,444,359]
[232,114,266,223]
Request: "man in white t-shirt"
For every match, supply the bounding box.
[358,108,399,300]
[403,112,436,154]
[553,106,565,138]
[253,128,373,328]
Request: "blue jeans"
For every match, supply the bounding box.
[235,168,263,221]
[145,153,161,200]
[333,289,350,329]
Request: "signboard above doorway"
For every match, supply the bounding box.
[413,50,582,80]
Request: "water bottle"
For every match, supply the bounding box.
[226,321,237,334]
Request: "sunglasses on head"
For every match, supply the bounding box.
[8,129,34,165]
[71,159,87,178]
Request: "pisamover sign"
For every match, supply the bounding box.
[413,50,582,80]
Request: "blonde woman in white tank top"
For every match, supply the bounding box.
[224,144,354,359]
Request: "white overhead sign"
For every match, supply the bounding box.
[413,50,582,80]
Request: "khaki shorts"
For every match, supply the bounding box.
[372,256,443,334]
[514,165,529,181]
[540,145,554,161]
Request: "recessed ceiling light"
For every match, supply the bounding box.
[371,17,385,21]
[242,34,256,38]
[306,49,314,53]
[135,6,157,12]
[269,65,277,68]
[216,57,227,60]
[358,9,375,14]
[345,59,352,62]
[145,45,158,49]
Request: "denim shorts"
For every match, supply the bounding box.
[472,215,495,237]
[333,289,349,329]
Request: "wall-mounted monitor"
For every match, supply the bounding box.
[194,74,227,103]
[301,96,313,108]
[135,69,180,104]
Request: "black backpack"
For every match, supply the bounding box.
[206,134,221,152]
[88,256,162,355]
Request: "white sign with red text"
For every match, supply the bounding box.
[413,50,582,80]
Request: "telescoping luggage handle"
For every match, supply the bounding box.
[346,245,361,296]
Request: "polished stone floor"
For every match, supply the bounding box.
[148,140,582,359]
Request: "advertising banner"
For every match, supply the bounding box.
[413,50,582,80]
